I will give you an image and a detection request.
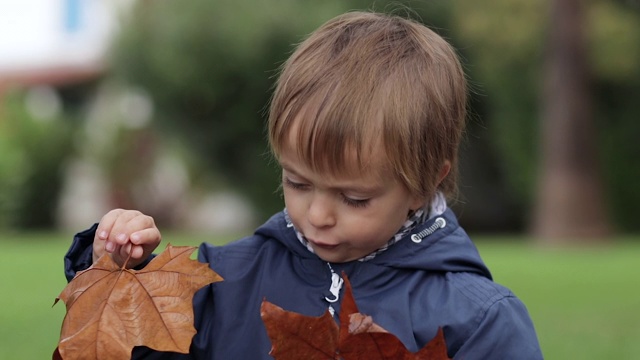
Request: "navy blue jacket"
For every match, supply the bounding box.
[64,209,543,359]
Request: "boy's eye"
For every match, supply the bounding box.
[341,195,370,208]
[284,175,370,208]
[283,177,308,190]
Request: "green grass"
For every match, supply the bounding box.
[475,238,640,359]
[0,232,73,360]
[1,232,638,359]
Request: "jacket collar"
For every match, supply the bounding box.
[255,208,492,280]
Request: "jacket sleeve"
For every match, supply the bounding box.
[64,224,98,282]
[454,296,543,359]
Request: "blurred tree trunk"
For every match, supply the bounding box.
[532,0,612,242]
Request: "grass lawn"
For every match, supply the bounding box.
[0,231,638,359]
[475,238,640,359]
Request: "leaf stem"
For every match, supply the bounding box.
[122,250,133,270]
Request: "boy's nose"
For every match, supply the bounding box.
[307,194,336,228]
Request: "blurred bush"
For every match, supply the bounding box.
[0,89,74,229]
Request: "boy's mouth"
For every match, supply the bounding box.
[307,238,339,250]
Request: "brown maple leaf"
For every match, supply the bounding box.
[261,274,451,360]
[261,301,339,359]
[54,244,222,360]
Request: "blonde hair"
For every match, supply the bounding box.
[268,11,467,202]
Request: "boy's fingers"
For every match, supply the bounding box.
[109,210,146,245]
[130,227,161,245]
[95,208,126,241]
[113,243,145,268]
[130,245,144,260]
[93,209,128,261]
[105,241,115,253]
[93,209,159,268]
[114,243,132,263]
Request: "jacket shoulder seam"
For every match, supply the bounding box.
[447,272,515,340]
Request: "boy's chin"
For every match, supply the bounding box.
[314,248,361,263]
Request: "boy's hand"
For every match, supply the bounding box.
[93,209,162,268]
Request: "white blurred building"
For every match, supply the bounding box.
[0,0,133,85]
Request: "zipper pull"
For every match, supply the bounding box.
[325,271,344,303]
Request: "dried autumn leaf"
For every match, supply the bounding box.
[261,274,451,360]
[54,244,222,360]
[340,328,450,360]
[338,276,450,360]
[261,300,339,359]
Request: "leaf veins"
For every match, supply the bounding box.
[54,244,222,360]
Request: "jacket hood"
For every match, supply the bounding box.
[255,208,492,280]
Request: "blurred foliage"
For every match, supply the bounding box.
[107,0,640,230]
[0,90,74,229]
[452,0,546,206]
[588,0,640,230]
[451,0,640,230]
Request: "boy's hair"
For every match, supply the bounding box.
[268,11,467,203]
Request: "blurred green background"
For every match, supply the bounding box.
[1,0,639,236]
[1,0,639,358]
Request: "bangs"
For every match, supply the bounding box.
[270,81,385,177]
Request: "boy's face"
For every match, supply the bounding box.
[279,144,424,263]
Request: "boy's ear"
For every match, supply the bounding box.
[409,160,452,212]
[438,160,451,184]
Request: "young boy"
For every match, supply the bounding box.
[64,11,542,359]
